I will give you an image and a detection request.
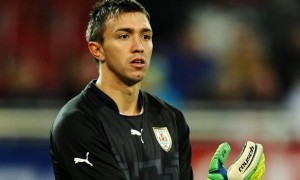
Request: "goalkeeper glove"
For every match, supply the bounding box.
[207,141,265,180]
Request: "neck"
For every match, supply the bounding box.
[96,77,142,116]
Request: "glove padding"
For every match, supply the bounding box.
[207,141,265,180]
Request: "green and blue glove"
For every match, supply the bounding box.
[207,141,265,180]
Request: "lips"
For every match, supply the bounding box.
[130,58,145,68]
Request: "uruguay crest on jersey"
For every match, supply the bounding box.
[153,127,172,152]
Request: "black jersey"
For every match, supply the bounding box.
[50,80,193,180]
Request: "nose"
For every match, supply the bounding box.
[131,36,144,53]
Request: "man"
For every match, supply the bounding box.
[49,0,194,179]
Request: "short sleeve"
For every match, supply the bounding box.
[50,110,125,180]
[176,111,194,180]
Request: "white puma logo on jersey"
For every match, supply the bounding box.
[131,129,144,143]
[74,152,93,166]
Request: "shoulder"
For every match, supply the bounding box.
[51,93,97,140]
[142,92,187,130]
[142,91,183,117]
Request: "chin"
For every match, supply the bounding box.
[126,76,144,86]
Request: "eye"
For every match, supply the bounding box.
[119,34,130,39]
[142,34,152,40]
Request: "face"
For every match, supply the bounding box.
[99,12,153,86]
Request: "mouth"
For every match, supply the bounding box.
[130,58,145,64]
[130,58,146,68]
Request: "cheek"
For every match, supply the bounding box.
[104,44,126,61]
[145,42,153,56]
[148,47,153,62]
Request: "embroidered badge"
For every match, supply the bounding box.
[153,127,172,152]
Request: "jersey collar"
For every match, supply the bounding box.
[84,80,145,114]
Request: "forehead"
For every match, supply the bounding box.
[105,12,152,32]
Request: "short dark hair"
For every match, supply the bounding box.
[86,0,150,44]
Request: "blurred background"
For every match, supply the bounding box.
[1,0,300,179]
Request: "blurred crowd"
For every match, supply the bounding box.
[1,0,300,107]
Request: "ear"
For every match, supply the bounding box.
[88,42,105,62]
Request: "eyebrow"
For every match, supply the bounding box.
[115,27,153,34]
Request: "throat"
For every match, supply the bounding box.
[119,106,144,116]
[119,94,144,116]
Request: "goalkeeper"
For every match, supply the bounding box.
[207,141,265,180]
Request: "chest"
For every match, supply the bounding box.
[95,109,180,179]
